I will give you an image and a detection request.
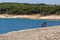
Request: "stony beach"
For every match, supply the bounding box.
[0,26,60,40]
[0,14,60,19]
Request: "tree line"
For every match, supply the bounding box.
[0,3,60,16]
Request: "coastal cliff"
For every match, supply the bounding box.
[0,26,60,40]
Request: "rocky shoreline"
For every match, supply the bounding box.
[0,26,60,40]
[0,14,60,19]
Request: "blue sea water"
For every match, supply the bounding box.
[0,18,60,34]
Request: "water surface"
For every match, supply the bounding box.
[0,18,60,34]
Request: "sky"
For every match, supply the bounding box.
[0,0,60,4]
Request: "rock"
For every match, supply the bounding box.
[0,26,60,40]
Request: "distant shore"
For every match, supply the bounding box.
[0,14,60,19]
[0,26,60,40]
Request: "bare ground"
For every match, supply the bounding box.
[0,26,60,40]
[0,14,60,19]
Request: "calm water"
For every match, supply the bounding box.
[0,18,60,34]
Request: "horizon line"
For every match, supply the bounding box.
[0,2,60,5]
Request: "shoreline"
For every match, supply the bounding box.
[0,14,60,19]
[0,26,60,40]
[0,26,58,35]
